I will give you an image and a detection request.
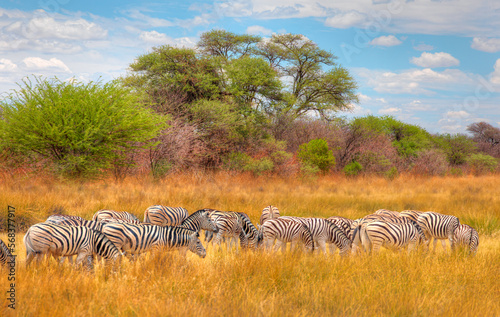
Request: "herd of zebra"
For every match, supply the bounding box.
[0,205,479,270]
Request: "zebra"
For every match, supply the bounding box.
[281,216,351,256]
[23,223,122,269]
[47,214,87,223]
[259,205,280,225]
[237,212,262,249]
[177,209,218,233]
[417,211,460,251]
[258,218,314,253]
[327,216,354,241]
[399,210,423,223]
[374,209,401,218]
[206,211,248,250]
[1,239,14,267]
[143,205,189,226]
[351,215,427,254]
[454,224,479,255]
[46,217,104,232]
[354,220,420,254]
[101,222,206,258]
[92,209,141,224]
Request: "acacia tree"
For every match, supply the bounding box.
[0,77,166,177]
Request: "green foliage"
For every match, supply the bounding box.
[0,76,166,178]
[198,29,261,59]
[466,153,498,174]
[343,161,363,177]
[384,166,399,180]
[297,139,335,172]
[352,115,433,158]
[223,152,274,176]
[435,133,477,165]
[151,158,172,179]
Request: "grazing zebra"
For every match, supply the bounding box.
[417,212,460,251]
[259,205,280,225]
[23,223,121,269]
[399,210,423,223]
[93,210,141,224]
[355,221,420,254]
[259,218,314,253]
[237,212,262,248]
[101,222,206,258]
[178,209,218,233]
[143,205,189,226]
[454,224,479,255]
[1,239,14,267]
[207,211,248,250]
[374,209,401,218]
[327,216,354,241]
[281,216,351,256]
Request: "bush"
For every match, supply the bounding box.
[343,161,363,177]
[223,152,274,176]
[0,76,166,178]
[297,139,335,173]
[411,149,449,176]
[466,154,498,174]
[244,157,274,176]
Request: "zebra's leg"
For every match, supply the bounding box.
[25,251,36,267]
[74,251,89,267]
[273,240,283,253]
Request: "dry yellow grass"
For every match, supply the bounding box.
[1,173,499,316]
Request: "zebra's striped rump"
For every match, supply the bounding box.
[23,223,121,269]
[259,205,280,225]
[102,223,206,258]
[326,216,354,242]
[417,212,459,251]
[144,205,189,226]
[93,210,141,224]
[0,239,14,267]
[359,221,420,254]
[454,224,479,255]
[374,209,401,218]
[259,218,314,253]
[399,210,422,223]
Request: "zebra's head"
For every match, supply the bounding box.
[200,211,218,233]
[188,232,207,258]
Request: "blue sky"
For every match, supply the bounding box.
[1,0,499,133]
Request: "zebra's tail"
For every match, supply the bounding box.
[143,211,150,224]
[360,225,371,254]
[351,225,362,254]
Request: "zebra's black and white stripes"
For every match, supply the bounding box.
[93,210,141,224]
[259,205,280,225]
[144,205,189,226]
[454,224,479,255]
[1,239,14,267]
[354,220,420,254]
[417,211,460,251]
[259,218,314,253]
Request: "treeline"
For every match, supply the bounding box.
[0,30,498,179]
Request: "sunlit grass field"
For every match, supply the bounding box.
[1,173,499,316]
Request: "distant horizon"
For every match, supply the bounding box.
[1,0,499,134]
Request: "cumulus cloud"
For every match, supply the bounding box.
[410,52,460,68]
[491,59,500,85]
[325,11,366,29]
[139,31,196,48]
[22,57,71,73]
[0,59,17,72]
[246,25,273,35]
[379,107,401,114]
[370,35,402,47]
[471,37,500,53]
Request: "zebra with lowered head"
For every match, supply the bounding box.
[207,211,248,250]
[454,224,479,255]
[259,218,314,253]
[143,205,189,226]
[101,222,206,258]
[23,223,121,269]
[417,211,459,251]
[353,220,420,254]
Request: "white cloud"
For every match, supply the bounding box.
[139,31,171,45]
[357,93,372,103]
[490,59,500,86]
[370,35,402,47]
[22,57,71,73]
[349,104,372,116]
[444,110,471,119]
[0,59,17,72]
[325,11,366,29]
[246,25,273,35]
[413,43,434,51]
[471,37,500,53]
[410,52,460,68]
[379,107,401,114]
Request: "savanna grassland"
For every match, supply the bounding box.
[1,173,500,316]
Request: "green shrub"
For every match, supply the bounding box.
[384,166,399,180]
[224,152,252,171]
[343,161,363,177]
[466,154,498,174]
[151,158,172,179]
[297,139,335,173]
[244,157,274,176]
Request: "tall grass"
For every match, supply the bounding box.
[1,173,499,316]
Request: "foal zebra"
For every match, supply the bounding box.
[355,221,420,254]
[1,239,14,267]
[417,211,459,251]
[259,205,280,225]
[281,216,351,256]
[23,223,121,269]
[101,222,206,258]
[454,224,479,255]
[92,210,141,224]
[259,218,314,253]
[144,205,189,226]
